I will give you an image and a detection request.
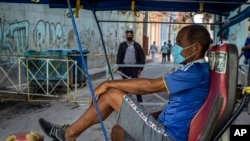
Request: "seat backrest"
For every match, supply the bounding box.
[187,43,238,141]
[211,44,238,139]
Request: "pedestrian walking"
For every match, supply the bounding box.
[167,40,173,62]
[161,41,168,63]
[150,41,158,62]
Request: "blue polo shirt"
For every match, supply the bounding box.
[244,37,250,58]
[157,60,210,141]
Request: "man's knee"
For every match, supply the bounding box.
[106,88,126,96]
[101,88,126,102]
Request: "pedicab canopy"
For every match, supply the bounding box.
[0,0,248,16]
[2,0,249,44]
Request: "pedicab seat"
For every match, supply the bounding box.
[188,43,238,141]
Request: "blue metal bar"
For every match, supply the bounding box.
[66,0,109,141]
[219,7,250,35]
[92,10,114,80]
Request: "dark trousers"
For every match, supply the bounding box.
[121,67,143,102]
[167,52,171,62]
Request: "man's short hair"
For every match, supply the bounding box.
[126,29,134,34]
[184,24,211,56]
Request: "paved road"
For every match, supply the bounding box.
[0,53,173,141]
[1,53,250,141]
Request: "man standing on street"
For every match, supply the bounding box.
[116,29,146,102]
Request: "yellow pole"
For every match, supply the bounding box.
[199,3,204,13]
[31,0,40,3]
[26,58,31,101]
[75,0,83,18]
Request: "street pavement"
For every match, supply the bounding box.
[0,53,250,141]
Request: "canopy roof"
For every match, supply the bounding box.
[0,0,248,16]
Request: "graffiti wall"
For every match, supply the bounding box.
[0,18,29,56]
[0,3,144,68]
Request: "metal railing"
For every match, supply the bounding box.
[0,53,113,103]
[0,56,80,102]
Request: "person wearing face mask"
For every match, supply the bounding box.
[116,29,146,102]
[38,24,211,141]
[239,27,250,65]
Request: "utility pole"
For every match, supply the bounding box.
[168,12,172,41]
[143,11,149,55]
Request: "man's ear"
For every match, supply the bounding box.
[194,42,202,53]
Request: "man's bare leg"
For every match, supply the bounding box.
[111,125,124,141]
[65,88,126,140]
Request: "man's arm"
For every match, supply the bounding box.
[117,43,125,71]
[242,44,250,51]
[116,44,123,64]
[239,50,244,58]
[135,43,146,71]
[138,44,145,63]
[94,78,166,96]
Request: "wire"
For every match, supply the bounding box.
[97,20,222,25]
[66,0,109,141]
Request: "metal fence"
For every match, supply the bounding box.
[0,56,80,101]
[0,53,113,103]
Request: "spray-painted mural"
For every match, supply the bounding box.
[33,20,67,50]
[0,18,29,57]
[79,28,95,52]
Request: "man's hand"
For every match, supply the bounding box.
[242,46,246,51]
[95,82,109,96]
[89,81,109,105]
[242,45,250,51]
[137,70,142,76]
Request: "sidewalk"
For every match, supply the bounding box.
[146,53,173,64]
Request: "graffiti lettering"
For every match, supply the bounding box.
[0,18,29,58]
[33,20,66,50]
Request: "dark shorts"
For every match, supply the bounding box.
[162,53,167,57]
[117,95,174,141]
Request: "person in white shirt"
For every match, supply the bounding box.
[150,41,158,62]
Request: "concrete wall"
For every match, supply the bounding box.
[147,12,163,54]
[0,3,144,68]
[223,4,249,65]
[209,3,250,65]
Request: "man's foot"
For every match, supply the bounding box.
[39,118,69,141]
